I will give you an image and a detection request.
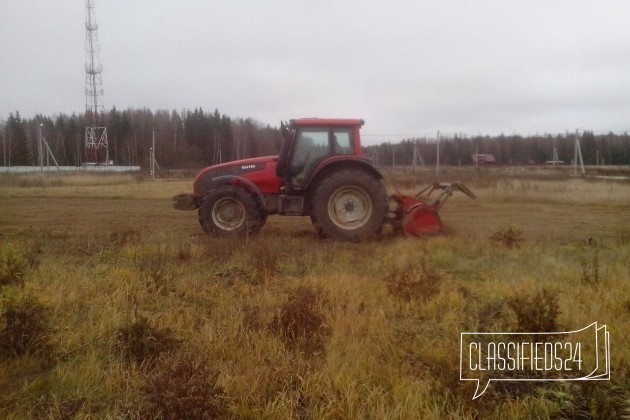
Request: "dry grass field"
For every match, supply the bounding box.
[0,168,629,419]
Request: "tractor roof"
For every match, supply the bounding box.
[290,118,364,128]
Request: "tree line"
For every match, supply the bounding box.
[365,132,630,167]
[1,108,629,168]
[0,108,282,168]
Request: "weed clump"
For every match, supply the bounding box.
[507,288,560,332]
[0,293,52,358]
[539,381,630,419]
[580,245,600,287]
[384,261,441,302]
[33,395,88,419]
[490,225,524,248]
[475,299,510,331]
[215,266,252,285]
[0,244,28,287]
[115,316,181,365]
[242,304,263,331]
[270,286,330,355]
[143,264,174,295]
[136,249,175,294]
[204,237,243,263]
[108,229,142,247]
[249,240,279,282]
[141,356,228,419]
[176,240,193,262]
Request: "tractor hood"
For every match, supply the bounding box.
[193,156,280,197]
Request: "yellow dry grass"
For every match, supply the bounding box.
[0,169,628,418]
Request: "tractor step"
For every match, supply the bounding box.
[278,195,305,216]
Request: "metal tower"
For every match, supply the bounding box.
[84,0,108,165]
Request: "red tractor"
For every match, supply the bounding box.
[173,118,474,241]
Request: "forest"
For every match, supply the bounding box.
[0,108,282,168]
[365,131,630,167]
[1,108,629,168]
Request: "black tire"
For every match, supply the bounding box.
[198,185,265,236]
[310,169,387,241]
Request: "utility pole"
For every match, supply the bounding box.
[41,130,60,169]
[412,143,424,173]
[392,146,395,171]
[151,128,155,180]
[574,129,585,175]
[38,124,44,172]
[412,143,417,176]
[149,128,160,180]
[475,143,478,168]
[173,123,177,158]
[436,130,440,176]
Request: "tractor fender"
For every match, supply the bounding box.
[304,156,383,192]
[206,175,267,213]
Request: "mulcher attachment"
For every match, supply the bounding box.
[390,182,476,237]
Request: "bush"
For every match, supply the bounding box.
[141,356,228,419]
[270,286,330,355]
[384,260,441,302]
[0,293,52,358]
[507,288,560,333]
[490,225,524,248]
[115,316,181,366]
[0,244,27,287]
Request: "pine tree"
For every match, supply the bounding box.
[6,112,31,165]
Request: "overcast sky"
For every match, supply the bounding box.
[1,0,629,144]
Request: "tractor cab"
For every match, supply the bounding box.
[278,118,364,190]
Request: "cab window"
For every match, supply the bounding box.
[331,129,352,154]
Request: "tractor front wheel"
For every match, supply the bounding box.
[310,169,387,241]
[198,186,264,236]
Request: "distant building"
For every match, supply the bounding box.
[472,153,497,166]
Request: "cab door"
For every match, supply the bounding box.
[288,127,353,189]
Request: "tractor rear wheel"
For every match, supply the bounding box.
[310,169,387,241]
[198,186,264,236]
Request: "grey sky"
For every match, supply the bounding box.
[1,0,630,145]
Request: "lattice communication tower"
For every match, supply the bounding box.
[84,0,108,164]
